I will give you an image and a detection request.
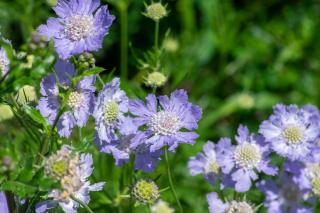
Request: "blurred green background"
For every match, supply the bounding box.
[1,0,320,212]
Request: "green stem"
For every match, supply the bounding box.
[119,4,129,80]
[164,147,183,213]
[71,195,94,213]
[154,21,160,50]
[97,74,105,86]
[147,204,152,213]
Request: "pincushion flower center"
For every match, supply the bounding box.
[67,91,84,109]
[150,111,181,135]
[225,201,253,213]
[51,160,67,177]
[64,15,94,41]
[234,143,262,169]
[0,56,8,73]
[104,101,119,124]
[311,178,320,196]
[206,161,220,174]
[283,125,303,145]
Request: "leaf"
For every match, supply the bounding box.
[23,105,49,128]
[1,181,37,198]
[72,66,105,85]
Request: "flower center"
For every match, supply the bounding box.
[150,111,181,135]
[0,55,8,74]
[225,201,253,213]
[67,91,83,109]
[234,143,262,169]
[281,184,299,202]
[104,101,119,124]
[206,161,220,174]
[283,125,303,145]
[64,15,94,41]
[51,160,67,177]
[312,178,320,196]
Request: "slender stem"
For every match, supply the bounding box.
[147,204,152,213]
[97,74,105,86]
[154,21,160,50]
[4,191,15,213]
[119,4,129,80]
[164,147,183,213]
[71,195,94,213]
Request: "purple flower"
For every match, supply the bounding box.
[188,140,233,188]
[37,60,95,137]
[38,0,115,59]
[207,192,254,213]
[217,125,277,192]
[93,78,128,143]
[36,146,105,213]
[259,104,319,161]
[0,192,9,213]
[95,117,162,172]
[129,89,202,152]
[286,160,320,198]
[257,174,312,213]
[0,47,9,77]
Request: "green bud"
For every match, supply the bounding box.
[145,71,167,88]
[132,179,160,204]
[144,2,167,22]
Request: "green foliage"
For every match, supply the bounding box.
[1,0,320,212]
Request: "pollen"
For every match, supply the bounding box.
[64,15,94,41]
[150,111,181,136]
[226,201,254,213]
[132,179,160,204]
[234,143,262,170]
[67,91,84,109]
[283,125,303,145]
[103,101,119,124]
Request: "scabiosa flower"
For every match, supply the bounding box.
[129,89,202,152]
[93,78,128,143]
[38,0,115,59]
[257,174,312,213]
[259,104,319,161]
[188,140,233,188]
[217,125,277,192]
[37,60,95,137]
[0,47,9,77]
[36,145,105,213]
[95,117,162,172]
[207,192,255,213]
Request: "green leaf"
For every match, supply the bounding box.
[23,105,49,128]
[1,181,37,198]
[72,66,105,85]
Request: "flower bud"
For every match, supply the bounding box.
[131,179,160,204]
[145,71,167,88]
[0,104,13,122]
[16,85,37,105]
[144,2,167,22]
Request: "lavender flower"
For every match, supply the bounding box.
[93,78,128,143]
[36,145,105,213]
[37,60,95,137]
[257,174,312,213]
[207,192,254,213]
[0,192,9,213]
[259,104,319,161]
[217,125,277,192]
[0,47,9,77]
[188,140,233,188]
[38,0,115,59]
[95,117,162,172]
[129,90,202,152]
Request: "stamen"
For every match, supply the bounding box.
[150,111,181,135]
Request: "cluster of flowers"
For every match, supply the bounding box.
[33,0,202,212]
[189,104,320,212]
